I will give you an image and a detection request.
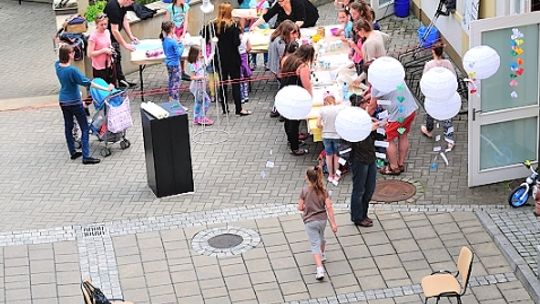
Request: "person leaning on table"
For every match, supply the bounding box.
[55,45,114,165]
[104,0,139,88]
[249,0,319,30]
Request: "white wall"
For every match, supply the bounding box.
[420,0,466,55]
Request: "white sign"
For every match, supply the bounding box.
[462,0,480,32]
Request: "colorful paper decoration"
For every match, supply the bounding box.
[509,28,525,99]
[274,85,312,120]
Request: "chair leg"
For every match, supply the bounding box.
[424,297,429,304]
[435,297,440,304]
[457,296,462,304]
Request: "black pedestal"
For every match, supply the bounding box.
[141,103,194,197]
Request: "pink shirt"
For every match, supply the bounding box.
[89,30,112,70]
[352,39,363,64]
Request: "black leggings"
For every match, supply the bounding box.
[284,119,300,151]
[218,65,242,114]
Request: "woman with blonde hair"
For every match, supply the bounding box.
[213,2,252,116]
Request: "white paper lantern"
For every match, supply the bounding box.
[462,45,500,80]
[368,56,405,94]
[425,92,462,121]
[274,85,312,120]
[335,107,372,142]
[420,67,458,101]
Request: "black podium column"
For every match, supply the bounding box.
[141,103,194,197]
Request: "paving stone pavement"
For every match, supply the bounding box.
[0,203,534,303]
[0,1,538,303]
[0,0,58,99]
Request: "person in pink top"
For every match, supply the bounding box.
[87,14,115,85]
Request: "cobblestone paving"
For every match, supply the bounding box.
[0,1,58,99]
[0,2,513,232]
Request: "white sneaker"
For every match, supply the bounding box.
[328,175,334,183]
[321,252,327,263]
[315,267,325,281]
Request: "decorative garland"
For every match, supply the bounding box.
[510,28,525,99]
[396,82,406,135]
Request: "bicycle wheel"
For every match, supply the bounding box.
[508,185,529,208]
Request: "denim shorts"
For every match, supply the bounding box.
[323,138,341,155]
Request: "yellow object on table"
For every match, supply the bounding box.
[308,118,322,142]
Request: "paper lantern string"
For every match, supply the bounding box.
[395,83,406,132]
[510,28,525,99]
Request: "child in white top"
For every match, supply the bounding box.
[186,45,213,125]
[238,33,253,103]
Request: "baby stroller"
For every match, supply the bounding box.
[89,78,133,157]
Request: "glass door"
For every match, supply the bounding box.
[468,12,540,186]
[371,0,394,20]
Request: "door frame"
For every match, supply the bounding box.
[371,0,394,20]
[468,11,540,187]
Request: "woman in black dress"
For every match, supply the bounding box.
[213,2,252,116]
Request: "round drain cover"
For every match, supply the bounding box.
[207,233,244,249]
[372,179,416,202]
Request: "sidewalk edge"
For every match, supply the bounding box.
[476,210,540,303]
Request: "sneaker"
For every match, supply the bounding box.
[315,267,325,281]
[328,175,335,183]
[199,117,214,125]
[321,252,327,263]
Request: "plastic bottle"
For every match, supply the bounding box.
[342,82,349,101]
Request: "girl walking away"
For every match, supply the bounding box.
[87,13,115,85]
[238,32,253,103]
[186,45,214,125]
[55,45,113,165]
[421,42,456,151]
[161,21,186,110]
[298,166,338,281]
[166,0,190,40]
[317,92,344,185]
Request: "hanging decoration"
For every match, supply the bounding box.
[368,56,405,94]
[395,82,406,135]
[462,45,501,95]
[420,67,458,101]
[424,92,462,121]
[274,85,312,120]
[335,107,372,142]
[509,28,525,99]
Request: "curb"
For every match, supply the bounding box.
[476,210,540,303]
[0,95,57,112]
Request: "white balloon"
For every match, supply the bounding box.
[335,107,373,142]
[425,92,462,121]
[420,67,458,101]
[274,85,313,120]
[462,45,500,80]
[368,56,405,94]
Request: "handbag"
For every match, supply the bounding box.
[107,95,133,133]
[82,281,111,304]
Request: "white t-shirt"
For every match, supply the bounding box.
[319,104,344,139]
[238,34,249,54]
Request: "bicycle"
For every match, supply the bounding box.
[508,160,539,208]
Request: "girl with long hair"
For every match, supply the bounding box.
[166,0,190,40]
[213,2,252,116]
[161,21,186,109]
[298,166,337,281]
[186,45,214,125]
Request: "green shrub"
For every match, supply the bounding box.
[85,0,107,22]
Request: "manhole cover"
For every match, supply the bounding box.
[192,227,261,256]
[372,179,416,202]
[207,233,244,249]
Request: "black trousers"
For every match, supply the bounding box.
[284,119,300,151]
[111,42,126,84]
[92,67,115,86]
[218,65,242,114]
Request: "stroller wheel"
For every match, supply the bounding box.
[120,139,130,150]
[100,148,112,157]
